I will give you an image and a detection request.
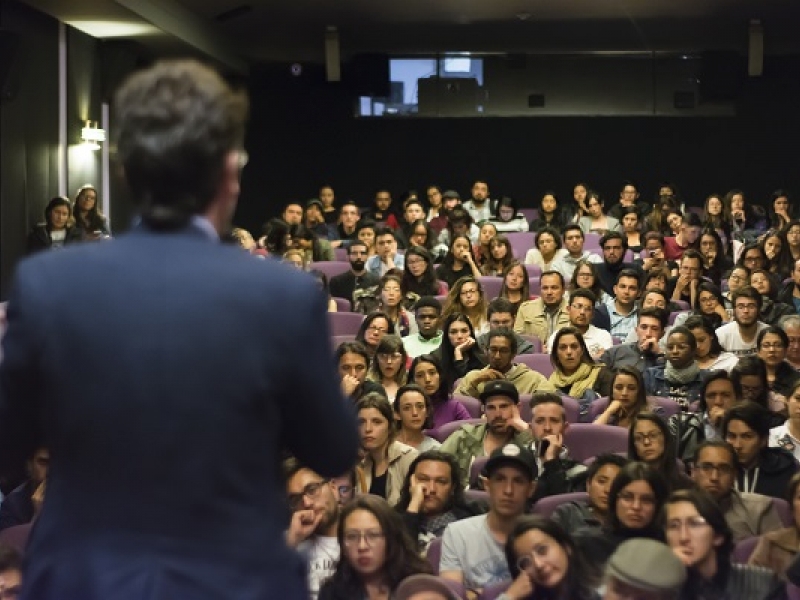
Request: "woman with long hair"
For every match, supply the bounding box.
[262,218,292,255]
[688,282,730,329]
[356,312,396,360]
[503,516,601,600]
[698,228,733,286]
[628,413,692,491]
[367,335,408,402]
[574,462,669,571]
[355,394,418,507]
[529,191,565,233]
[685,315,738,372]
[26,196,81,253]
[498,262,530,313]
[760,229,793,280]
[548,327,612,412]
[785,220,800,264]
[594,366,652,428]
[646,195,678,236]
[491,196,529,233]
[569,260,608,305]
[376,274,417,337]
[620,207,643,259]
[318,495,431,600]
[475,221,498,268]
[750,268,795,325]
[392,384,440,452]
[524,226,565,272]
[401,246,440,301]
[579,192,620,235]
[757,326,798,414]
[433,313,488,389]
[482,235,515,277]
[73,184,110,238]
[410,354,471,428]
[726,188,767,238]
[441,276,489,335]
[703,193,729,231]
[290,223,335,263]
[405,219,436,252]
[769,188,794,231]
[435,234,483,291]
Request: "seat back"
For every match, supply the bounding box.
[333,297,351,312]
[531,492,590,518]
[330,334,356,350]
[564,423,629,462]
[327,312,364,336]
[333,248,348,261]
[478,276,503,301]
[668,310,690,326]
[309,261,351,280]
[469,456,489,488]
[453,394,482,418]
[513,354,553,378]
[505,232,535,260]
[426,536,442,574]
[520,335,542,353]
[773,497,793,527]
[732,536,760,563]
[428,418,484,443]
[524,264,542,279]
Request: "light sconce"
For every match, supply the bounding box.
[81,120,106,151]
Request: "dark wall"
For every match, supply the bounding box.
[0,0,59,297]
[236,61,800,235]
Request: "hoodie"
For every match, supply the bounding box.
[737,447,800,499]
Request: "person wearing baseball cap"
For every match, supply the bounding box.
[440,377,535,487]
[304,198,335,240]
[439,443,537,597]
[604,538,686,600]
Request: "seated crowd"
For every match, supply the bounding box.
[9,182,800,599]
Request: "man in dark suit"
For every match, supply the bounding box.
[329,240,379,308]
[0,59,359,600]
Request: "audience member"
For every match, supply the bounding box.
[777,259,800,314]
[770,379,800,462]
[0,446,47,532]
[529,191,565,233]
[757,326,800,412]
[356,394,418,506]
[361,189,400,228]
[547,289,612,358]
[699,228,733,285]
[368,335,408,401]
[366,228,405,277]
[437,206,480,249]
[72,184,110,239]
[513,271,570,346]
[26,196,81,254]
[441,276,488,335]
[393,384,440,452]
[497,262,530,313]
[337,341,387,402]
[603,268,642,339]
[644,327,705,410]
[781,315,800,370]
[524,227,566,272]
[318,495,431,600]
[723,265,751,309]
[402,247,440,301]
[336,201,361,246]
[462,180,494,223]
[751,268,795,326]
[628,413,691,491]
[304,198,335,241]
[436,233,482,291]
[602,538,686,600]
[551,224,602,280]
[596,231,639,296]
[477,298,536,355]
[355,218,377,255]
[402,297,443,359]
[595,367,656,428]
[377,274,417,338]
[282,202,303,225]
[410,354,471,428]
[283,248,306,270]
[636,231,676,280]
[0,544,22,600]
[290,223,335,262]
[685,315,739,372]
[568,259,609,306]
[482,236,514,277]
[579,191,620,235]
[663,213,701,262]
[435,313,488,388]
[355,312,395,360]
[549,327,612,410]
[608,180,650,221]
[749,472,800,580]
[600,307,666,372]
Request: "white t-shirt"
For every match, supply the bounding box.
[298,536,339,599]
[440,514,511,591]
[769,423,800,462]
[547,324,612,358]
[523,248,567,272]
[715,322,768,357]
[50,229,67,248]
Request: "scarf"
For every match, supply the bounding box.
[549,362,600,399]
[664,362,700,385]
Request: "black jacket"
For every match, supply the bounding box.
[738,447,800,499]
[760,298,796,326]
[0,480,35,532]
[26,225,81,254]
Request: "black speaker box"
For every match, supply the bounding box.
[345,53,390,98]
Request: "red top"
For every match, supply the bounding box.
[663,236,688,261]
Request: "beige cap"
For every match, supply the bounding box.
[606,538,686,592]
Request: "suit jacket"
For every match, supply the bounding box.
[0,222,359,600]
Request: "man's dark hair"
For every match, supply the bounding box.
[569,288,596,306]
[643,231,665,246]
[447,207,473,226]
[585,454,628,485]
[114,60,249,228]
[722,401,772,439]
[341,200,360,211]
[355,219,376,234]
[487,327,518,355]
[282,456,307,481]
[336,341,370,364]
[374,226,396,241]
[562,224,584,240]
[487,297,517,320]
[348,240,368,254]
[414,296,442,315]
[395,450,466,513]
[639,306,668,329]
[600,230,628,251]
[693,440,738,467]
[615,268,641,287]
[642,286,668,305]
[0,543,21,574]
[621,179,638,193]
[731,285,763,311]
[404,198,424,212]
[682,249,703,266]
[529,392,564,417]
[540,270,565,288]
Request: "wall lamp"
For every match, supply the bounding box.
[81,121,106,151]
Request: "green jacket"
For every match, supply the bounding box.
[454,364,556,398]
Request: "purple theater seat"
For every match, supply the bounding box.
[309,260,351,280]
[333,297,351,312]
[478,582,511,600]
[330,334,356,350]
[588,397,681,421]
[732,536,760,563]
[669,310,690,326]
[524,264,542,280]
[428,418,484,444]
[478,276,503,301]
[513,354,554,378]
[564,423,629,462]
[506,232,535,260]
[333,248,347,261]
[426,536,442,574]
[518,208,537,223]
[773,498,793,527]
[789,584,800,600]
[0,523,31,555]
[453,394,482,419]
[469,456,489,488]
[464,489,489,504]
[520,335,543,353]
[529,277,541,297]
[531,492,590,518]
[327,311,364,336]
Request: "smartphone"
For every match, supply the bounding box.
[649,250,655,258]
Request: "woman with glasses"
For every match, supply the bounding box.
[376,274,417,338]
[698,228,733,286]
[785,220,800,264]
[441,276,489,335]
[644,327,704,411]
[318,495,431,600]
[355,394,418,507]
[367,335,408,402]
[722,265,750,310]
[502,516,600,600]
[757,326,799,415]
[568,260,608,306]
[392,384,440,452]
[356,312,396,360]
[628,413,692,491]
[679,282,730,330]
[401,246,441,302]
[574,462,668,571]
[665,488,777,599]
[433,313,488,390]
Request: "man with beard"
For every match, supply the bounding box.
[462,179,494,223]
[284,459,343,600]
[441,380,535,486]
[454,329,555,400]
[596,231,639,296]
[716,287,769,357]
[395,451,481,553]
[546,289,611,358]
[690,440,782,543]
[328,241,378,309]
[513,271,570,347]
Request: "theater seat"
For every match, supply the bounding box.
[327,312,364,336]
[309,261,351,279]
[563,424,628,462]
[732,536,760,563]
[531,492,589,518]
[428,418,484,443]
[478,276,503,301]
[452,395,482,419]
[426,537,442,574]
[514,354,553,378]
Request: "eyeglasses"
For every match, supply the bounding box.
[729,274,747,281]
[570,304,593,313]
[343,530,385,547]
[695,462,735,476]
[378,352,404,362]
[367,326,389,334]
[633,431,663,444]
[287,480,330,511]
[666,516,709,532]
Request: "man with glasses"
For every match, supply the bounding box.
[476,298,535,355]
[284,458,344,599]
[670,249,703,306]
[513,271,570,347]
[402,297,443,358]
[780,315,800,369]
[716,287,768,357]
[608,180,651,221]
[551,224,601,280]
[691,440,782,542]
[547,289,611,358]
[329,240,379,309]
[440,443,537,596]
